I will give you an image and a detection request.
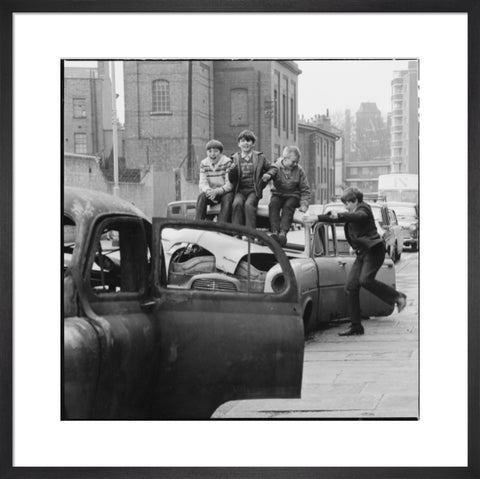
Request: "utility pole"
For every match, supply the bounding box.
[187,60,193,180]
[111,61,119,197]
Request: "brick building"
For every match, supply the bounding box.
[64,62,116,158]
[213,60,301,160]
[63,62,152,216]
[123,59,302,215]
[298,119,339,204]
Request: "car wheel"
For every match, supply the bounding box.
[389,246,396,263]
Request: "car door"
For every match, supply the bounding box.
[149,219,305,419]
[312,223,349,323]
[64,214,159,419]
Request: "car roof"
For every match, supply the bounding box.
[168,200,197,206]
[64,187,149,222]
[387,201,417,207]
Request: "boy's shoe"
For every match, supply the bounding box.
[270,231,279,243]
[278,232,287,247]
[338,324,364,336]
[396,293,407,313]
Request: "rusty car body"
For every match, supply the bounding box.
[63,187,305,420]
[165,205,397,335]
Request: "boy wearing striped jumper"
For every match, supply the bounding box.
[195,139,234,222]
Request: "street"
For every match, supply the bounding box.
[213,251,419,419]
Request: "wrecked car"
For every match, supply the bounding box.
[166,205,397,335]
[63,187,305,420]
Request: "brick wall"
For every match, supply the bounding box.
[64,154,154,218]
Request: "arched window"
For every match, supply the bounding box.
[152,80,171,113]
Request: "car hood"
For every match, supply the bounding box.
[163,228,305,273]
[397,219,418,228]
[163,228,272,274]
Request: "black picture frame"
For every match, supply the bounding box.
[1,1,478,478]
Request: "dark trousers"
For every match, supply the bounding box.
[232,190,259,230]
[269,195,300,233]
[346,242,399,324]
[195,191,233,222]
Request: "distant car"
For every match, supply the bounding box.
[167,200,197,219]
[387,201,419,251]
[322,201,404,263]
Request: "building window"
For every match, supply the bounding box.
[152,80,171,113]
[74,133,87,154]
[350,167,358,175]
[282,94,287,131]
[273,90,278,128]
[317,166,320,182]
[231,88,248,126]
[73,98,86,118]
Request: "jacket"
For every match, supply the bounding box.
[317,202,383,252]
[270,158,311,208]
[228,150,277,198]
[198,154,233,194]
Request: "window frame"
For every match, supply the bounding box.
[84,215,149,302]
[151,79,172,115]
[74,132,87,154]
[73,97,87,118]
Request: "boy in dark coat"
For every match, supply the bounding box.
[316,187,407,336]
[228,130,277,230]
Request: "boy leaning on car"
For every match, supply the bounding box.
[315,187,407,336]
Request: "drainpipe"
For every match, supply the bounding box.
[136,61,141,139]
[187,61,193,180]
[257,70,262,150]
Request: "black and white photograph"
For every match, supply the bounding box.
[6,9,473,476]
[62,58,419,420]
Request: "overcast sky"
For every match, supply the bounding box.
[297,59,411,121]
[65,59,412,125]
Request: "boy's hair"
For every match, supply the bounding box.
[283,145,301,161]
[237,130,257,144]
[341,187,363,204]
[205,139,224,152]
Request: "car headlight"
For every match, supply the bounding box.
[409,224,417,231]
[271,273,286,293]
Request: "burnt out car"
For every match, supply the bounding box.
[63,187,304,420]
[168,205,397,335]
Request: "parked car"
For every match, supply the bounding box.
[63,187,304,420]
[167,199,197,219]
[322,201,404,263]
[387,201,419,251]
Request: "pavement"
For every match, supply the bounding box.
[212,251,419,419]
